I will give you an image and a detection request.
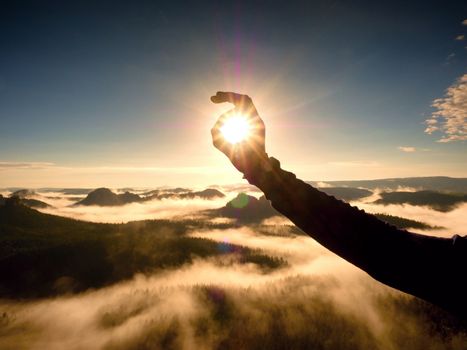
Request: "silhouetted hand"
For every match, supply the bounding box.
[211,91,268,175]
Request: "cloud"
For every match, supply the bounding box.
[397,146,416,153]
[455,35,465,41]
[463,19,467,26]
[425,74,467,142]
[40,195,233,223]
[327,161,380,167]
[444,53,456,65]
[0,161,55,169]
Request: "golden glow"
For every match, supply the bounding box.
[220,114,250,144]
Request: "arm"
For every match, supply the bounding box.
[211,91,467,318]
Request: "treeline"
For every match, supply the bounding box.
[374,214,442,230]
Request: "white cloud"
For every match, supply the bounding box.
[425,74,467,142]
[455,34,465,41]
[0,161,55,169]
[327,161,380,167]
[397,146,416,153]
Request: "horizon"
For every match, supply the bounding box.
[1,175,467,190]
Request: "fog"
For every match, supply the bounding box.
[36,192,234,223]
[1,224,466,349]
[1,186,466,349]
[5,188,466,236]
[354,201,467,237]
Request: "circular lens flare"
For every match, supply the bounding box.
[220,115,250,144]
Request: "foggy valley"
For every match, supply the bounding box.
[1,177,466,349]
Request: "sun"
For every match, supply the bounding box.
[220,114,251,144]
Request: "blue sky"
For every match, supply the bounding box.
[0,1,466,187]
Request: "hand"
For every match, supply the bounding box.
[211,91,268,174]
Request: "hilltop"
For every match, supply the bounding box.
[75,188,143,206]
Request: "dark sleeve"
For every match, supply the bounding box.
[244,156,467,317]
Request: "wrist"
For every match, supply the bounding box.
[242,153,274,185]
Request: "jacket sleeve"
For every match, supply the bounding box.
[243,156,467,317]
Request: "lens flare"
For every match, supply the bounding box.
[220,115,250,144]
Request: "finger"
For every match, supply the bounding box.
[211,109,232,133]
[210,91,250,105]
[212,92,260,125]
[211,111,233,150]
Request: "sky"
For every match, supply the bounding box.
[0,0,466,188]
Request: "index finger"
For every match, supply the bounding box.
[210,91,258,117]
[210,91,252,107]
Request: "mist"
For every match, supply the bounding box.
[353,201,467,237]
[35,191,235,223]
[1,224,466,349]
[1,184,466,349]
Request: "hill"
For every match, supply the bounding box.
[374,191,467,212]
[146,188,225,200]
[374,214,442,230]
[20,198,52,209]
[0,198,284,298]
[4,189,52,209]
[143,187,191,197]
[208,193,281,223]
[44,188,93,195]
[75,188,142,206]
[11,188,37,198]
[309,176,467,193]
[75,187,225,206]
[319,187,372,201]
[209,192,441,231]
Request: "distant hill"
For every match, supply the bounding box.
[75,188,142,206]
[35,188,93,195]
[319,187,372,201]
[309,176,467,193]
[5,189,52,209]
[374,214,442,230]
[374,191,467,212]
[142,187,192,197]
[74,187,226,207]
[209,192,442,231]
[146,188,225,200]
[177,188,225,199]
[20,198,52,209]
[11,189,37,198]
[209,193,279,223]
[56,188,94,195]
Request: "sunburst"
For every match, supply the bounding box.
[220,114,251,144]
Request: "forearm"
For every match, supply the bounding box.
[243,156,457,300]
